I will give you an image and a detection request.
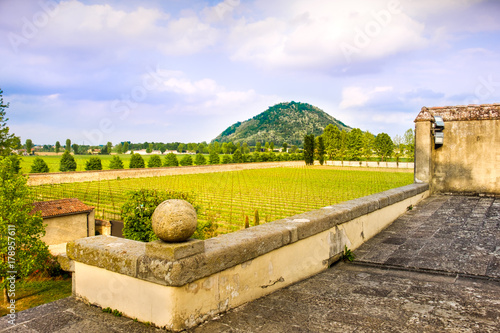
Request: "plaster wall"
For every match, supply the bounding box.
[72,189,429,331]
[42,211,95,245]
[415,119,499,194]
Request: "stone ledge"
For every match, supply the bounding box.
[146,238,205,261]
[67,183,429,286]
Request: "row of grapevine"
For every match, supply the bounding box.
[30,166,413,235]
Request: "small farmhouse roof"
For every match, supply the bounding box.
[415,103,500,122]
[32,198,94,218]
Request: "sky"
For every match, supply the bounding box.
[1,0,500,146]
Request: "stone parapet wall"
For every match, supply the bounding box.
[68,183,429,330]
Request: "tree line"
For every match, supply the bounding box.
[303,125,415,165]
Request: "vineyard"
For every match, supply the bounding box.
[30,166,413,234]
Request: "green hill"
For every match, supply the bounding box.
[212,101,351,146]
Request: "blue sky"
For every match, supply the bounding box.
[1,0,500,145]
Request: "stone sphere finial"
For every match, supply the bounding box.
[151,199,197,242]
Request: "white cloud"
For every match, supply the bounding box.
[339,86,393,109]
[226,0,429,70]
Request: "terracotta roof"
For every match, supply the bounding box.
[415,104,500,122]
[32,198,94,218]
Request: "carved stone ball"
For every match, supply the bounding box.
[151,199,197,242]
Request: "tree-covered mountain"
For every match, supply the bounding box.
[212,101,351,146]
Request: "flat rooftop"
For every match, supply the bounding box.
[2,195,499,332]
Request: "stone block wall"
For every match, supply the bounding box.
[415,104,500,194]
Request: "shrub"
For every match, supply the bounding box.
[85,157,102,171]
[194,153,206,165]
[232,149,242,163]
[209,151,220,165]
[164,153,179,167]
[59,151,76,172]
[121,189,199,242]
[147,155,162,168]
[109,155,124,169]
[30,157,49,173]
[179,155,193,166]
[129,153,145,169]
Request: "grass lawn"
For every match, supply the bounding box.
[0,277,72,317]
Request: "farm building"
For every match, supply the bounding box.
[31,198,95,247]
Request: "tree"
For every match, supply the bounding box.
[264,142,270,152]
[209,150,220,165]
[255,142,261,152]
[30,157,49,173]
[0,90,15,156]
[11,136,21,150]
[194,153,206,165]
[346,128,363,161]
[303,134,315,165]
[25,139,33,155]
[107,142,113,155]
[221,142,228,154]
[221,155,232,164]
[129,153,145,169]
[337,130,348,165]
[84,157,102,170]
[55,141,61,154]
[270,142,274,151]
[282,142,288,153]
[163,153,179,167]
[179,155,193,166]
[242,142,250,154]
[65,139,71,152]
[147,155,162,168]
[59,151,77,171]
[121,189,199,242]
[393,134,403,166]
[213,141,221,154]
[115,143,123,154]
[317,136,325,165]
[1,158,50,302]
[109,155,124,169]
[233,149,243,163]
[123,142,129,153]
[72,143,79,155]
[361,131,375,162]
[177,143,185,153]
[374,133,394,162]
[159,143,167,154]
[403,129,415,161]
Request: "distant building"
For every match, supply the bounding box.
[31,198,95,246]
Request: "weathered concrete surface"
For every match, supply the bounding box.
[355,195,500,279]
[3,195,499,332]
[191,263,500,332]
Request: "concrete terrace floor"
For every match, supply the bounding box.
[1,195,499,332]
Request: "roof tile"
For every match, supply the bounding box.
[32,198,94,218]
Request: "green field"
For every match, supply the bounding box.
[31,166,413,234]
